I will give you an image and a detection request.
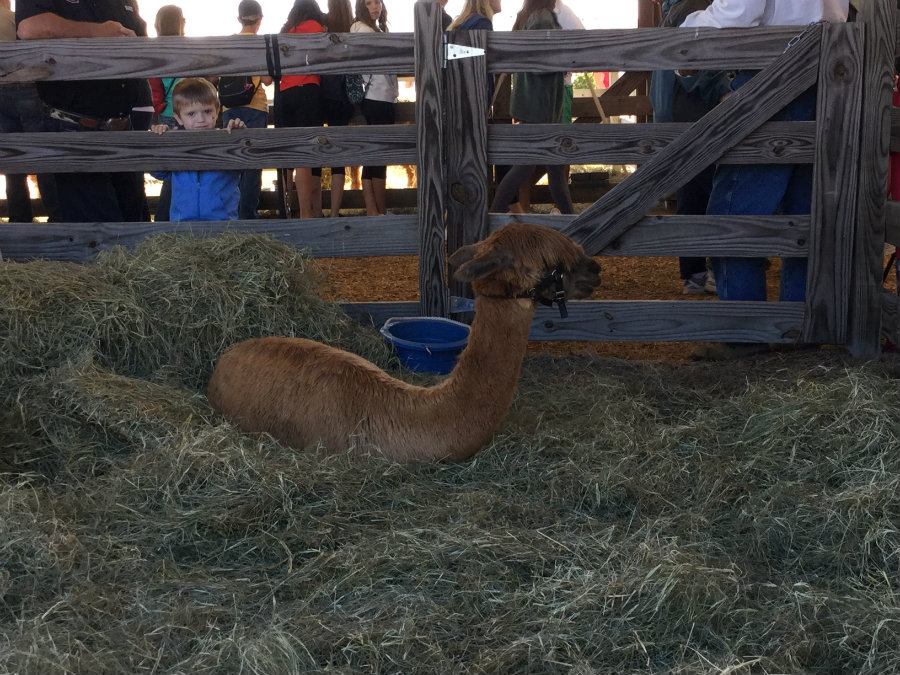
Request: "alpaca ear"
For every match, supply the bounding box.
[452,248,514,282]
[448,244,478,269]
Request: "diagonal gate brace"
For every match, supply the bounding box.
[561,23,824,257]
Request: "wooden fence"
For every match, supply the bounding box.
[1,0,898,357]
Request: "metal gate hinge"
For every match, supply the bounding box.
[443,43,486,67]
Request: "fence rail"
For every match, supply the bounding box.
[1,0,898,356]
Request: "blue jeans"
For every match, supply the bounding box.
[0,84,60,222]
[223,106,269,219]
[707,70,816,302]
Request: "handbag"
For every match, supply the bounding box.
[345,74,366,104]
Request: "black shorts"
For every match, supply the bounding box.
[278,84,322,127]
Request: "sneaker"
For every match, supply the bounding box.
[683,272,716,295]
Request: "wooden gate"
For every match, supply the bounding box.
[0,0,897,357]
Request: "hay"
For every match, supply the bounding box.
[0,233,393,402]
[3,234,900,673]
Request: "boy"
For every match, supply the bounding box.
[151,78,246,222]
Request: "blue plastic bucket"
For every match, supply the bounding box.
[380,317,470,375]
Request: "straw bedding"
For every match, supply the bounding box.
[2,233,900,674]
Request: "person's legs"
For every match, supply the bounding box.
[360,99,395,216]
[361,165,387,216]
[223,106,268,219]
[546,164,574,214]
[310,167,323,218]
[0,88,29,221]
[676,165,715,281]
[490,164,536,213]
[4,174,33,222]
[294,167,315,219]
[330,167,346,216]
[112,170,145,222]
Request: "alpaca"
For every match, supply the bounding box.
[206,222,601,462]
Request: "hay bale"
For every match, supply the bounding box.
[0,233,394,404]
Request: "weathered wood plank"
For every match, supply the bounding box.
[802,23,863,344]
[489,214,810,257]
[0,126,417,173]
[0,121,815,175]
[446,29,490,301]
[414,1,448,317]
[488,121,817,165]
[526,301,805,343]
[849,0,898,356]
[562,24,823,256]
[0,216,419,262]
[348,300,805,344]
[0,212,811,263]
[0,26,804,84]
[0,33,415,83]
[486,26,802,72]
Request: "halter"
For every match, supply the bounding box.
[523,266,568,319]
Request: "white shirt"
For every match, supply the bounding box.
[554,0,585,31]
[681,0,849,28]
[554,0,585,86]
[349,21,400,103]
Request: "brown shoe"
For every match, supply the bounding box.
[691,343,771,361]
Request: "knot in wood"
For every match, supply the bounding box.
[559,137,573,150]
[315,136,329,146]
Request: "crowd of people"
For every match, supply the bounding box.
[1,0,855,357]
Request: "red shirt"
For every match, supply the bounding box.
[279,20,324,90]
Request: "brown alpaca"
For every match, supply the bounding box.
[206,223,601,462]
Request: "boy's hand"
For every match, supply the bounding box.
[224,118,247,133]
[150,124,170,135]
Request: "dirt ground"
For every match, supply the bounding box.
[318,253,824,363]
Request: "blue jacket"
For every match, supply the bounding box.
[154,170,241,222]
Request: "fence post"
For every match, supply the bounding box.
[445,28,490,303]
[414,0,449,317]
[848,0,897,356]
[801,22,863,344]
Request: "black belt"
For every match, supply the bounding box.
[47,107,130,131]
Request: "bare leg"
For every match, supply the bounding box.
[311,179,323,218]
[362,178,379,216]
[372,177,387,215]
[331,171,345,216]
[294,167,315,219]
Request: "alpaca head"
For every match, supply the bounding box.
[449,223,602,307]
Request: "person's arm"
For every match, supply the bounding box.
[17,12,135,39]
[680,0,767,29]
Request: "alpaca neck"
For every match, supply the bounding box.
[421,295,535,460]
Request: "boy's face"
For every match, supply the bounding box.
[174,101,219,130]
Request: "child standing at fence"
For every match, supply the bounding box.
[319,0,356,217]
[278,0,327,219]
[351,0,399,216]
[488,0,574,215]
[150,78,246,222]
